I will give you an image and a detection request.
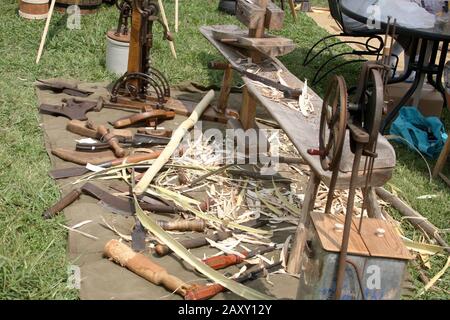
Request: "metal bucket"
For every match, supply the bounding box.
[106,31,130,76]
[19,0,49,20]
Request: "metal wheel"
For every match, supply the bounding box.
[319,75,348,171]
[351,67,384,151]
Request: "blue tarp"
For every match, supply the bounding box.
[390,106,448,158]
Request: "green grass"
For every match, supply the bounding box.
[0,0,448,299]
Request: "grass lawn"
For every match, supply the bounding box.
[0,0,448,299]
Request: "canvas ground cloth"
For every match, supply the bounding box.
[35,79,303,300]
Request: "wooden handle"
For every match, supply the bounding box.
[154,230,232,256]
[207,61,230,70]
[184,283,224,300]
[66,120,98,139]
[110,151,162,166]
[43,189,82,219]
[157,219,205,232]
[97,125,126,158]
[104,239,190,296]
[202,254,244,270]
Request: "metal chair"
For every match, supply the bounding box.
[303,0,386,85]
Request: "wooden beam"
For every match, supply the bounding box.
[236,0,267,29]
[265,1,285,30]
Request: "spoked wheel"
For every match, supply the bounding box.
[360,68,384,151]
[319,75,348,172]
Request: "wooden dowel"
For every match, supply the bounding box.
[36,0,57,64]
[175,0,179,32]
[157,0,177,59]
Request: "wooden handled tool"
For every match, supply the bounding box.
[104,239,191,297]
[154,230,233,256]
[184,261,283,300]
[202,246,276,270]
[97,125,126,158]
[66,120,133,141]
[202,254,244,270]
[112,110,175,128]
[154,219,267,256]
[42,189,82,219]
[157,219,205,232]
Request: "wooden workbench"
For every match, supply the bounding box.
[201,25,396,189]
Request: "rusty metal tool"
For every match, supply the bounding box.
[75,133,170,152]
[39,98,98,120]
[48,151,161,180]
[208,61,302,99]
[36,79,94,97]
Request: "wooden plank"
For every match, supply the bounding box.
[310,212,370,256]
[265,1,285,30]
[212,29,295,57]
[358,218,412,260]
[236,0,267,29]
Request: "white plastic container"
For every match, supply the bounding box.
[106,31,130,76]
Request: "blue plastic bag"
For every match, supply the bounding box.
[389,106,448,158]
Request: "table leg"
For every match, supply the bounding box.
[381,38,429,133]
[411,41,434,106]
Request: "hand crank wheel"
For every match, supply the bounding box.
[319,75,348,171]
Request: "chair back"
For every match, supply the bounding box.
[328,0,344,30]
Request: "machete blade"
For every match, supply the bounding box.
[131,220,147,252]
[49,167,90,180]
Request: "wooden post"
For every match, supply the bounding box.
[217,65,233,113]
[127,0,142,73]
[287,172,320,274]
[288,0,297,21]
[239,87,257,130]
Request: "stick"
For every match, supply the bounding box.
[375,187,450,253]
[134,90,215,194]
[157,0,177,59]
[175,0,179,33]
[36,0,57,64]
